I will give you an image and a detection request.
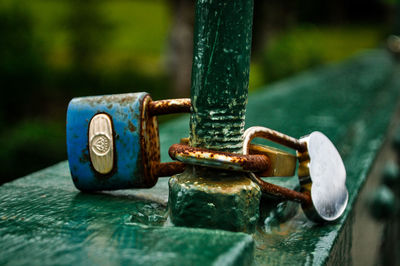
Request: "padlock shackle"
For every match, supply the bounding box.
[243,126,307,154]
[154,162,185,177]
[169,143,270,173]
[148,98,191,116]
[248,173,311,205]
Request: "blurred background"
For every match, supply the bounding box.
[0,0,398,184]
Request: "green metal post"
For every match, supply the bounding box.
[189,0,252,153]
[169,0,261,232]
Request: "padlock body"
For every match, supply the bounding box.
[67,92,158,191]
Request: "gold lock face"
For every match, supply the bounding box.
[88,113,114,175]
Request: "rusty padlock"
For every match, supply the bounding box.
[66,92,189,191]
[243,126,348,222]
[169,127,348,222]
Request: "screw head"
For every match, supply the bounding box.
[369,185,396,220]
[382,162,400,187]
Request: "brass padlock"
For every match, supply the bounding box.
[243,126,348,222]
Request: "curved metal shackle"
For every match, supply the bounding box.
[243,126,348,223]
[243,126,306,155]
[243,127,312,204]
[168,143,270,173]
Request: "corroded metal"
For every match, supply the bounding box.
[189,0,253,153]
[140,95,161,187]
[154,162,185,178]
[169,143,269,173]
[179,138,296,177]
[148,98,191,116]
[67,93,191,191]
[248,173,311,204]
[243,126,306,153]
[247,144,296,177]
[169,0,260,232]
[243,126,348,222]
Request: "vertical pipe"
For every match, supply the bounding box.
[190,0,253,153]
[169,0,261,233]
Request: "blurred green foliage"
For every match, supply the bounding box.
[257,25,385,85]
[0,0,393,183]
[0,0,172,183]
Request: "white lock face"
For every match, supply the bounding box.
[302,132,348,221]
[88,113,114,175]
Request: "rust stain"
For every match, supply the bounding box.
[248,173,311,205]
[154,162,185,177]
[148,98,191,116]
[168,143,269,173]
[139,95,161,188]
[128,121,136,132]
[79,148,90,163]
[243,126,307,154]
[78,94,140,107]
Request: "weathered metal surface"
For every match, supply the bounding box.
[67,94,193,191]
[179,138,297,177]
[67,93,153,191]
[140,94,161,188]
[248,144,296,177]
[189,0,253,152]
[169,0,260,232]
[153,162,185,178]
[243,126,306,154]
[168,143,269,173]
[1,50,398,265]
[148,98,191,116]
[169,169,261,233]
[248,172,311,204]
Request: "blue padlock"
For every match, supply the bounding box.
[66,92,190,191]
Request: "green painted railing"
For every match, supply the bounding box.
[1,0,400,264]
[1,50,399,265]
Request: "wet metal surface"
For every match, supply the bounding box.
[169,0,260,232]
[2,50,398,265]
[189,0,253,153]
